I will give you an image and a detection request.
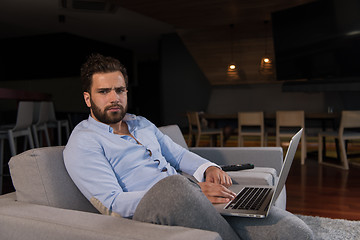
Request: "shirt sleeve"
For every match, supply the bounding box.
[193,162,220,182]
[63,132,145,218]
[153,125,218,181]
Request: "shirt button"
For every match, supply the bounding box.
[147,149,152,156]
[161,167,168,172]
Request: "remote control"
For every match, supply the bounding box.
[221,164,254,171]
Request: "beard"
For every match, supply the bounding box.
[90,98,127,124]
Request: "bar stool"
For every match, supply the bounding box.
[0,101,35,194]
[32,101,51,148]
[47,101,70,145]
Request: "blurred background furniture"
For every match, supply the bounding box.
[0,101,35,194]
[186,111,223,147]
[276,110,306,165]
[32,101,51,148]
[237,111,265,147]
[318,110,360,170]
[47,101,70,146]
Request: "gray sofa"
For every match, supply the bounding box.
[0,125,287,240]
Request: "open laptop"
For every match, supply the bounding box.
[214,128,303,218]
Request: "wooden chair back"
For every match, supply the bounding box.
[276,110,306,164]
[238,111,265,147]
[238,112,264,126]
[187,111,202,133]
[276,111,305,128]
[339,110,360,135]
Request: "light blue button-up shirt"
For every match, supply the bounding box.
[64,114,214,217]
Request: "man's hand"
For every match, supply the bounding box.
[198,182,237,204]
[197,166,236,204]
[205,166,232,187]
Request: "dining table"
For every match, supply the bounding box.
[201,111,342,161]
[202,112,340,130]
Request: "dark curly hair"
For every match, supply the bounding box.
[80,53,129,93]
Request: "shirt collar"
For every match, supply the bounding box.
[87,113,138,133]
[87,115,113,133]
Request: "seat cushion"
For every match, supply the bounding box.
[9,146,98,213]
[227,167,277,186]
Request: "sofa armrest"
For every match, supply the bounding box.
[189,147,283,176]
[190,147,287,210]
[0,193,221,240]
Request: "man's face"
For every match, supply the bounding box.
[83,71,128,124]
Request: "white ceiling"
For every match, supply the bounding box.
[0,0,175,59]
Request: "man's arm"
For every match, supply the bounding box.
[63,133,146,218]
[198,166,236,204]
[154,126,211,177]
[153,126,236,203]
[204,166,232,187]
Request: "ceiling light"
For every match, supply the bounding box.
[227,24,238,77]
[259,20,274,77]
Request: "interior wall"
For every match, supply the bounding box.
[207,84,326,114]
[207,84,360,114]
[160,33,211,128]
[2,33,359,131]
[0,77,86,113]
[159,32,360,130]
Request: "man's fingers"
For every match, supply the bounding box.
[208,196,233,204]
[205,166,233,187]
[206,186,236,204]
[199,182,236,200]
[221,175,232,187]
[213,174,232,188]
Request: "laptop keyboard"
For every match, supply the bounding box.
[225,187,271,211]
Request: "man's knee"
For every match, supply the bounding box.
[225,207,314,240]
[162,174,200,191]
[133,174,207,224]
[147,175,202,201]
[134,175,241,240]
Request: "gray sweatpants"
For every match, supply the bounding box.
[133,175,313,240]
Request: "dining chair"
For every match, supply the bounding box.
[32,101,51,148]
[47,101,70,145]
[237,111,265,147]
[186,111,223,147]
[0,101,35,194]
[318,110,360,170]
[276,110,306,164]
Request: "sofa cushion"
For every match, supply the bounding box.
[8,146,98,213]
[227,167,277,186]
[0,193,221,240]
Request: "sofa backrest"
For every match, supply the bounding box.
[158,125,188,149]
[9,146,98,213]
[8,125,186,213]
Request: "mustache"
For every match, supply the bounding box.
[105,104,124,111]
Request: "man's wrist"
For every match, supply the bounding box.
[204,166,221,179]
[193,162,220,182]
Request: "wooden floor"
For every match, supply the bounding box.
[286,157,360,220]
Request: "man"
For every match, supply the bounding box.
[64,53,313,240]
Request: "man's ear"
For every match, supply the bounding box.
[83,92,91,108]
